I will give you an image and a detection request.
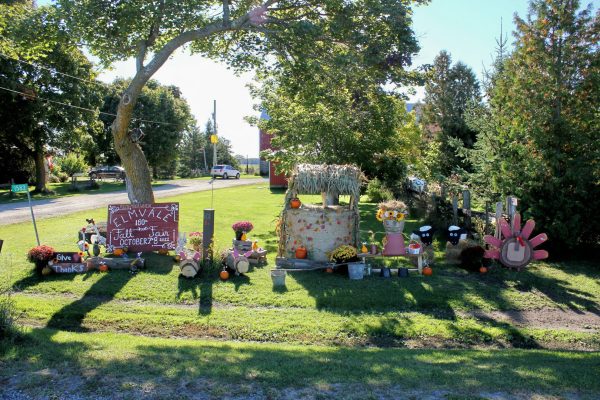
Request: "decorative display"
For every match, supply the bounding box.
[48,251,88,274]
[232,221,254,241]
[447,225,467,246]
[26,245,56,274]
[188,232,203,251]
[413,226,434,246]
[484,213,548,270]
[279,164,364,262]
[106,203,179,252]
[329,245,358,264]
[376,200,408,256]
[295,246,307,259]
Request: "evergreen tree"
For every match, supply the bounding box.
[467,0,600,249]
[422,51,481,178]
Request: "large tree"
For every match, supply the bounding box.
[422,51,481,178]
[56,0,428,203]
[467,0,599,249]
[97,79,195,179]
[0,2,102,191]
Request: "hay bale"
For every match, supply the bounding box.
[445,239,478,265]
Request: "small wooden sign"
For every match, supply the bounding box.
[54,252,83,263]
[50,263,88,273]
[106,203,179,252]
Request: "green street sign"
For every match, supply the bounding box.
[11,183,29,193]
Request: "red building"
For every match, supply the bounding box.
[259,111,288,189]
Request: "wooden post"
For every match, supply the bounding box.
[484,201,491,235]
[495,202,503,239]
[462,190,471,229]
[202,209,215,261]
[506,196,517,225]
[452,195,458,226]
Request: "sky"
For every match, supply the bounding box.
[36,0,596,157]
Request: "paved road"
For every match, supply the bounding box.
[0,177,267,226]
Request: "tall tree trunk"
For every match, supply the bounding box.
[112,79,155,204]
[33,145,48,193]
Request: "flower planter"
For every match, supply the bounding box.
[383,219,405,234]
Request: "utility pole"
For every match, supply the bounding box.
[212,100,217,168]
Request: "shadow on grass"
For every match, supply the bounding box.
[4,328,600,395]
[13,253,174,333]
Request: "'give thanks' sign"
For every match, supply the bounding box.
[106,203,179,252]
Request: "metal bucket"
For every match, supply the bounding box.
[383,219,405,234]
[271,269,286,287]
[348,262,365,280]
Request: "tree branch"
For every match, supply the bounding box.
[223,0,230,27]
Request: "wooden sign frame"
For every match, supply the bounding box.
[106,203,179,252]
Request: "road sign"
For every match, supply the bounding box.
[11,183,29,193]
[11,183,39,245]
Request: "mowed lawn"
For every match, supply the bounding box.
[1,184,599,398]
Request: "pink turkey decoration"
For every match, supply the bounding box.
[484,213,548,270]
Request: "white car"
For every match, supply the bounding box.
[210,164,240,179]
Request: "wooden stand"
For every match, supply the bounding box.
[358,252,424,274]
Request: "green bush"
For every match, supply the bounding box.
[366,178,393,203]
[56,153,87,177]
[48,174,61,183]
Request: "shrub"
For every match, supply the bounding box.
[56,153,87,177]
[0,293,19,342]
[48,174,61,183]
[366,178,393,203]
[58,172,69,183]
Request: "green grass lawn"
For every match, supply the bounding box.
[1,184,599,397]
[2,328,599,399]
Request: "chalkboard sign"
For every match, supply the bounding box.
[50,263,87,273]
[54,252,83,263]
[107,203,179,252]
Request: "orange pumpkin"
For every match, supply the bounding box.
[422,266,433,276]
[99,264,109,272]
[158,249,169,255]
[325,267,334,273]
[290,198,301,209]
[479,266,488,274]
[113,248,124,256]
[295,246,307,259]
[220,269,230,280]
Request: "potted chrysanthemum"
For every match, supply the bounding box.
[26,244,55,275]
[231,221,254,241]
[188,232,203,251]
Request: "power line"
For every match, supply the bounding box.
[0,84,176,126]
[0,51,112,90]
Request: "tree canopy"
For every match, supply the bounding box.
[466,0,599,249]
[0,2,102,190]
[421,50,481,179]
[54,0,428,203]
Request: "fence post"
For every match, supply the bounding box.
[462,190,471,229]
[484,201,491,235]
[452,195,458,226]
[506,196,517,225]
[495,202,503,239]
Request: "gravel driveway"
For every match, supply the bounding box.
[0,177,267,226]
